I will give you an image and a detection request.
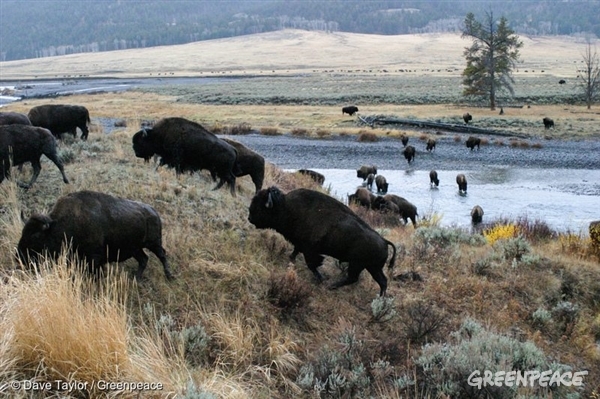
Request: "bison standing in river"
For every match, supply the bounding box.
[471,205,484,225]
[18,190,174,280]
[132,117,239,195]
[248,186,397,297]
[0,112,32,126]
[456,173,468,193]
[375,175,389,193]
[28,104,90,140]
[466,136,481,151]
[429,170,439,187]
[357,165,377,181]
[0,125,69,188]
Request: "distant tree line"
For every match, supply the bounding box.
[1,0,599,62]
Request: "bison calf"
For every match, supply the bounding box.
[0,125,69,188]
[375,175,389,193]
[249,187,397,296]
[18,190,173,280]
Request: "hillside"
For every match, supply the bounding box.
[1,0,599,62]
[0,30,591,80]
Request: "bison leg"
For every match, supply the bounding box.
[366,267,388,297]
[213,173,237,196]
[80,125,89,141]
[330,262,363,290]
[303,252,325,282]
[132,249,149,280]
[20,159,42,188]
[147,243,174,280]
[43,152,69,184]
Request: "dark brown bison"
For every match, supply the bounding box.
[366,173,375,190]
[0,112,32,126]
[342,105,359,116]
[426,138,436,152]
[0,125,69,188]
[221,138,265,193]
[403,145,416,163]
[590,220,600,249]
[348,187,377,209]
[463,112,473,124]
[28,104,90,140]
[558,79,566,84]
[18,190,173,280]
[466,136,481,151]
[297,169,325,185]
[401,135,409,147]
[471,205,484,224]
[456,173,467,193]
[372,194,418,227]
[356,165,377,180]
[429,170,439,187]
[543,117,554,129]
[248,186,397,296]
[375,175,389,193]
[132,117,239,195]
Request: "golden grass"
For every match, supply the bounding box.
[0,30,590,79]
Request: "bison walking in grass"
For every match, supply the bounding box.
[28,104,90,140]
[18,190,174,281]
[463,112,473,124]
[248,186,397,297]
[342,105,359,116]
[0,125,69,188]
[543,117,554,129]
[132,117,239,195]
[372,194,418,227]
[348,187,377,209]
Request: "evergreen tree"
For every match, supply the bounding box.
[461,11,523,110]
[578,40,600,110]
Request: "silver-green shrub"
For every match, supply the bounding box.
[371,295,397,322]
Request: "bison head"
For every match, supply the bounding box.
[248,186,285,228]
[17,213,55,267]
[132,128,156,161]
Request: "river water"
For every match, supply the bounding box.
[225,134,600,233]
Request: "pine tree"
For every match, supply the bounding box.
[461,12,523,110]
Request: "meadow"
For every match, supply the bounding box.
[0,30,600,398]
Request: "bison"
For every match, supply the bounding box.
[220,138,265,193]
[456,173,467,193]
[348,187,377,209]
[543,117,554,129]
[132,117,239,195]
[401,135,409,147]
[372,194,418,227]
[28,104,90,140]
[366,173,375,190]
[297,169,325,186]
[463,112,473,124]
[426,138,436,152]
[403,145,416,164]
[18,190,174,280]
[0,111,32,126]
[356,165,377,181]
[466,136,481,151]
[248,186,397,296]
[429,170,439,187]
[471,205,484,225]
[0,125,69,188]
[375,175,389,193]
[342,105,359,116]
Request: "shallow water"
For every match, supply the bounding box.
[292,167,599,232]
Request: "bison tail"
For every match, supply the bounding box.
[386,240,397,271]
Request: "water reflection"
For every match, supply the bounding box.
[298,167,599,232]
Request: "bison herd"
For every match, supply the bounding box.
[1,103,561,297]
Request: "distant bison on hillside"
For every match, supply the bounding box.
[463,112,473,124]
[18,190,173,280]
[543,117,554,129]
[0,125,69,188]
[342,106,359,116]
[0,112,32,126]
[28,104,90,140]
[132,117,240,195]
[248,186,397,297]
